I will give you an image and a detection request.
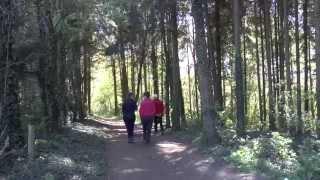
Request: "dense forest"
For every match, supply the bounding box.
[1,0,320,179]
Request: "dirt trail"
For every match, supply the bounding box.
[101,118,265,180]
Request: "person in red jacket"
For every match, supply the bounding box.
[153,95,165,135]
[139,92,155,143]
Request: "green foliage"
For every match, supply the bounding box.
[91,58,119,116]
[226,133,320,180]
[227,132,299,179]
[5,122,108,179]
[295,139,320,180]
[185,111,202,130]
[218,110,236,129]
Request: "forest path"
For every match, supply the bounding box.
[99,117,265,180]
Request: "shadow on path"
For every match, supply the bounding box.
[98,118,266,180]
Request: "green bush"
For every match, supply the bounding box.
[227,133,320,180]
[227,132,299,179]
[295,139,320,180]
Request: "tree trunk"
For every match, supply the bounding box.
[204,0,217,108]
[191,25,200,117]
[274,2,280,106]
[111,57,119,115]
[315,0,320,137]
[278,0,286,131]
[88,55,91,115]
[282,0,291,132]
[159,0,171,128]
[254,3,263,129]
[309,38,314,118]
[130,45,136,93]
[214,0,224,110]
[296,0,303,135]
[303,0,309,113]
[192,0,220,144]
[260,8,267,127]
[143,60,148,93]
[243,18,248,117]
[0,0,24,153]
[263,0,276,131]
[119,34,129,102]
[187,46,192,112]
[151,43,159,96]
[169,0,186,129]
[135,34,147,100]
[233,0,246,136]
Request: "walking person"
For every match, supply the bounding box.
[153,95,165,135]
[122,92,137,143]
[139,92,156,144]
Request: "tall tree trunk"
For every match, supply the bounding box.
[169,0,186,129]
[214,0,224,110]
[283,0,291,131]
[260,8,267,126]
[111,57,119,115]
[159,0,171,128]
[151,43,159,96]
[243,18,248,117]
[160,47,165,100]
[191,25,200,117]
[192,0,220,144]
[119,34,129,102]
[315,0,320,137]
[164,44,171,128]
[309,38,315,118]
[263,0,276,131]
[303,0,309,113]
[83,45,89,116]
[254,3,263,129]
[187,46,192,112]
[88,55,91,114]
[130,45,136,93]
[278,0,286,131]
[143,61,148,93]
[296,0,303,135]
[49,9,62,127]
[233,0,246,136]
[204,0,217,108]
[274,1,280,106]
[135,34,147,100]
[0,0,24,152]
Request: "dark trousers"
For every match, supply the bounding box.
[154,116,164,133]
[141,117,154,143]
[124,116,135,138]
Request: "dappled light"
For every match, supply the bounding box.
[1,0,319,179]
[105,120,267,180]
[47,154,75,168]
[120,168,149,174]
[194,158,215,173]
[156,141,187,154]
[71,123,109,138]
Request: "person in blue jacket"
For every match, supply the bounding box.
[122,92,137,143]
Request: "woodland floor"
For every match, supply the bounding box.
[1,117,268,180]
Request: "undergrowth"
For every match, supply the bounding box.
[1,121,108,180]
[180,111,320,180]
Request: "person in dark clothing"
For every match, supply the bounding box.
[122,92,137,143]
[139,92,156,144]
